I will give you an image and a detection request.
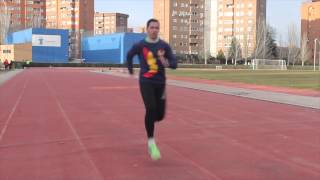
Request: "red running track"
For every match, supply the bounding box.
[0,68,319,180]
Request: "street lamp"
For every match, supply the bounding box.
[204,5,208,65]
[80,29,84,61]
[314,38,318,71]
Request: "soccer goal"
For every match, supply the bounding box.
[252,59,287,70]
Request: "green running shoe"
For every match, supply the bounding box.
[148,143,161,160]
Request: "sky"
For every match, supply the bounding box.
[95,0,305,43]
[95,0,153,28]
[267,0,304,44]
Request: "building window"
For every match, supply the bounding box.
[3,50,11,54]
[224,12,233,16]
[224,20,233,24]
[172,11,178,16]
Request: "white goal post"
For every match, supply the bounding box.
[252,59,287,70]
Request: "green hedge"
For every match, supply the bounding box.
[11,61,317,71]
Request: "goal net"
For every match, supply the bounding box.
[252,59,287,70]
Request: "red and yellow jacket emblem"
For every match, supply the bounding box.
[143,47,158,78]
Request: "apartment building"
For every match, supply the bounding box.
[154,0,266,59]
[94,12,129,35]
[154,0,205,56]
[301,0,320,60]
[46,0,94,58]
[209,0,266,57]
[0,0,46,44]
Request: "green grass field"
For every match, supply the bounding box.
[167,69,320,91]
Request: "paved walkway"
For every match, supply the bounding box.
[0,70,24,86]
[95,70,320,109]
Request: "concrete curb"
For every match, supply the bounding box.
[92,70,320,110]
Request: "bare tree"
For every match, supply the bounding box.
[243,33,249,65]
[254,20,278,60]
[28,14,42,28]
[278,34,284,59]
[254,19,267,59]
[33,14,42,28]
[243,23,255,65]
[300,32,311,66]
[228,37,242,65]
[287,23,300,66]
[0,4,11,45]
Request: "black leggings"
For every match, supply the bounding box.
[140,82,166,138]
